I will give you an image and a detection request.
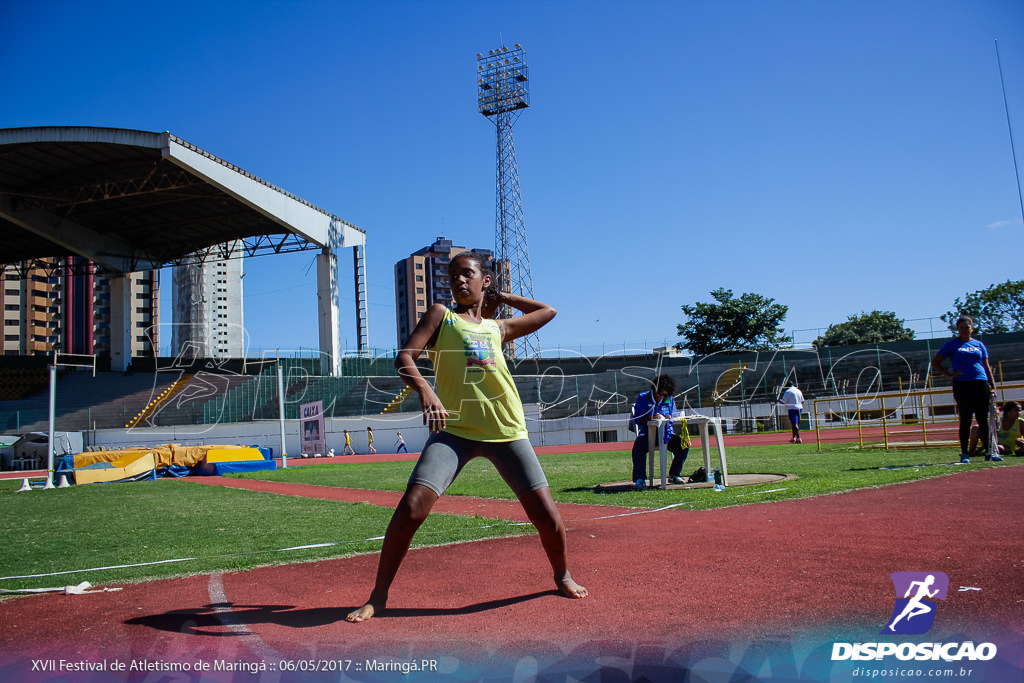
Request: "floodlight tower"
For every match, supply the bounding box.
[477,44,538,358]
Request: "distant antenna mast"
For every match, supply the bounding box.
[995,38,1024,228]
[477,43,538,358]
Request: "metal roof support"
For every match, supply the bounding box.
[317,248,342,377]
[108,275,134,373]
[0,196,156,273]
[1,127,370,365]
[353,244,369,354]
[164,135,366,250]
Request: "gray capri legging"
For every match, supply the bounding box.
[408,431,549,498]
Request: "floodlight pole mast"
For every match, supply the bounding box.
[477,44,539,358]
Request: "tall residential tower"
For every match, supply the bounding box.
[171,241,245,359]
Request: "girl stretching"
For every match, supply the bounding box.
[347,252,588,622]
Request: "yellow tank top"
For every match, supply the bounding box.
[997,417,1023,450]
[427,307,527,442]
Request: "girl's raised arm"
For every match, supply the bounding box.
[491,293,556,344]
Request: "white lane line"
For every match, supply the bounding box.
[208,572,284,669]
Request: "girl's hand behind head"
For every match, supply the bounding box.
[481,286,503,319]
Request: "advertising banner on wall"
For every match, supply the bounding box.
[300,400,325,456]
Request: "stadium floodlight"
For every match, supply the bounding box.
[477,44,530,117]
[477,44,538,358]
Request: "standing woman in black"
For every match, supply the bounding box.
[931,316,1001,463]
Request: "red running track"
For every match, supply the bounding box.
[1,460,1022,682]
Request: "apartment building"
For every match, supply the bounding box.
[171,243,245,359]
[1,258,159,358]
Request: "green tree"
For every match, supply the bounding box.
[941,280,1024,334]
[677,288,792,355]
[813,311,916,348]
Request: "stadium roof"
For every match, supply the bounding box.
[0,126,364,275]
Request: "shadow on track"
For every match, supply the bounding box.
[125,591,560,633]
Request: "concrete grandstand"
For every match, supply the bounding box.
[2,332,1023,461]
[0,126,366,375]
[3,127,1024,463]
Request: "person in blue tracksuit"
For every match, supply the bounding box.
[630,374,689,489]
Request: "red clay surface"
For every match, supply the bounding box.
[1,439,1022,682]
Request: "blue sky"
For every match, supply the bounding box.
[2,0,1022,356]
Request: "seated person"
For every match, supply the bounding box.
[630,374,689,490]
[968,400,1023,459]
[996,401,1024,456]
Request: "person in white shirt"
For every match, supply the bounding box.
[779,383,805,444]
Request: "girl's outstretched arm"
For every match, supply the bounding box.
[493,293,556,344]
[395,303,450,432]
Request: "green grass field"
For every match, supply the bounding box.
[0,442,1016,593]
[229,441,1012,510]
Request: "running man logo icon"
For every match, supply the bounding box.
[883,572,949,635]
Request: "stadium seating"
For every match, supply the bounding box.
[0,367,53,401]
[0,370,178,432]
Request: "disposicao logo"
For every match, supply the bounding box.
[831,571,997,663]
[883,571,948,635]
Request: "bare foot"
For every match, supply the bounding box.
[557,575,589,599]
[346,602,380,623]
